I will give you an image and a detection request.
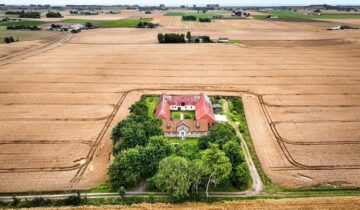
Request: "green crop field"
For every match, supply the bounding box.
[0,20,47,27]
[254,11,360,20]
[164,12,217,19]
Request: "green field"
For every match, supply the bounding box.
[254,11,360,20]
[164,12,217,21]
[170,111,195,120]
[0,20,47,27]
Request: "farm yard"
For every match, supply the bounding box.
[0,9,360,198]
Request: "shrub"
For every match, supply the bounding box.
[199,18,211,22]
[4,36,16,44]
[12,196,20,207]
[24,197,52,207]
[118,186,126,198]
[182,15,197,21]
[85,22,93,28]
[63,193,82,206]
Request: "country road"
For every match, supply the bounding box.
[222,99,264,195]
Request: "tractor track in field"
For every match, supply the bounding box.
[258,95,360,171]
[70,91,129,184]
[0,32,73,66]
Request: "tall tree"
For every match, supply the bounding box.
[188,159,207,193]
[186,31,191,42]
[143,136,174,176]
[108,148,144,190]
[154,156,191,200]
[223,139,245,167]
[201,144,232,197]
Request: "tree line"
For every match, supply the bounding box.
[109,96,251,201]
[46,12,63,18]
[19,11,41,19]
[157,33,186,43]
[158,31,212,44]
[7,25,41,30]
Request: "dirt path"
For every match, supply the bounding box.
[222,100,264,195]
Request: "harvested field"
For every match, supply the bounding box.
[0,15,360,193]
[14,196,360,210]
[0,31,65,58]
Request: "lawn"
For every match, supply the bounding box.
[228,39,243,45]
[144,96,159,118]
[170,111,195,120]
[254,10,360,20]
[58,19,150,28]
[0,26,6,30]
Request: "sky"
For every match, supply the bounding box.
[2,0,360,6]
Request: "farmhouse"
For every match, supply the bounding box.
[155,93,216,139]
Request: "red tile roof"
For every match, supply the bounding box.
[195,93,216,124]
[162,119,209,133]
[155,93,215,124]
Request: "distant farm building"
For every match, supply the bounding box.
[155,93,216,139]
[218,37,229,43]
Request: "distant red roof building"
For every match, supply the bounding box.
[155,93,216,139]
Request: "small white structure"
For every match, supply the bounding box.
[330,25,342,30]
[215,114,228,122]
[218,38,229,43]
[170,105,195,111]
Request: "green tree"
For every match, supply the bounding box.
[233,162,251,189]
[143,136,174,176]
[223,139,244,167]
[109,148,144,189]
[129,100,148,120]
[114,120,147,152]
[186,31,191,42]
[201,144,232,198]
[154,156,191,200]
[143,118,163,137]
[199,123,236,149]
[188,159,207,193]
[157,33,165,43]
